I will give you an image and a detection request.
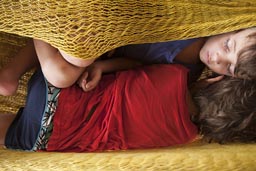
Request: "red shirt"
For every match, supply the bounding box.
[47,64,198,152]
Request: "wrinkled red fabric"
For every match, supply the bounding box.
[47,64,198,152]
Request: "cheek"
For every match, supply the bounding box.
[200,41,210,54]
[208,65,226,75]
[202,41,220,55]
[200,42,211,58]
[201,42,211,54]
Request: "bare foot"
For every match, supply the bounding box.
[0,68,19,96]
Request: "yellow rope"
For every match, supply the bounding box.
[0,2,256,169]
[1,142,256,171]
[1,0,256,60]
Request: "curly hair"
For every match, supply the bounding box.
[235,27,256,79]
[193,77,256,143]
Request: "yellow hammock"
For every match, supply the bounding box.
[0,0,256,170]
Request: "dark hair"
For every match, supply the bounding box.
[235,28,256,79]
[193,77,256,143]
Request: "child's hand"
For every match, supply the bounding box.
[196,75,224,88]
[77,64,103,92]
[189,75,224,95]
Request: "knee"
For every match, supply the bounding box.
[59,50,96,67]
[42,67,80,88]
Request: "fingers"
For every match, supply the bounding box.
[190,75,224,93]
[77,66,103,92]
[198,75,224,89]
[82,74,101,92]
[82,82,96,92]
[77,71,88,90]
[205,75,224,84]
[81,79,89,91]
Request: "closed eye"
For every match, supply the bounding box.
[224,38,230,52]
[227,63,232,75]
[227,63,236,76]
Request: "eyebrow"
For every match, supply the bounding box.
[233,39,237,53]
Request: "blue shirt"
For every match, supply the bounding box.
[113,38,197,64]
[112,38,204,83]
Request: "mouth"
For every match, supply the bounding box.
[205,51,210,65]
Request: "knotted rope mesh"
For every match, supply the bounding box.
[1,0,256,59]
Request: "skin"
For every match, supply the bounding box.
[0,28,255,95]
[1,29,255,145]
[79,28,256,91]
[199,28,256,76]
[33,39,95,88]
[0,39,96,96]
[0,40,39,96]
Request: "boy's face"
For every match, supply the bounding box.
[199,29,255,76]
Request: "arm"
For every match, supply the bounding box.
[78,57,143,91]
[189,75,224,96]
[94,56,142,73]
[33,39,95,88]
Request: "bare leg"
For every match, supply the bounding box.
[0,113,16,146]
[0,40,39,96]
[34,39,95,88]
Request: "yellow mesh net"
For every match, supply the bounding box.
[0,32,32,113]
[0,1,256,170]
[1,142,256,171]
[1,0,256,60]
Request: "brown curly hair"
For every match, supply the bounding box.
[193,77,256,143]
[235,28,256,79]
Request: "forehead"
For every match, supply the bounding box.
[233,28,256,43]
[232,29,256,53]
[233,29,256,76]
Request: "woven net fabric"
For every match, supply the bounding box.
[1,142,256,171]
[0,32,32,114]
[0,1,256,170]
[1,0,256,60]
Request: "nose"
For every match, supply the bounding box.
[210,52,222,64]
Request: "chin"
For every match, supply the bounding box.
[199,54,205,64]
[199,49,204,59]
